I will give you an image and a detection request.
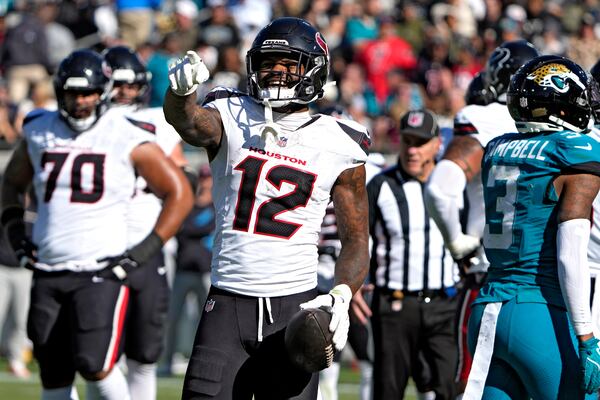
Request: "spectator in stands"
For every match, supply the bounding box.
[147,32,182,107]
[198,0,241,50]
[355,16,417,107]
[0,78,23,145]
[116,0,162,49]
[568,12,600,70]
[173,0,199,56]
[0,2,51,103]
[35,0,75,72]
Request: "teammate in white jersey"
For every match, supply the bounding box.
[1,50,193,400]
[103,45,192,400]
[165,17,370,399]
[423,40,540,395]
[587,61,600,337]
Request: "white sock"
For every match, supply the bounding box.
[416,390,436,400]
[358,361,373,400]
[126,359,157,400]
[318,362,340,400]
[41,386,79,400]
[86,367,131,400]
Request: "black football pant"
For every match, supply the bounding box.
[371,289,458,400]
[182,286,319,400]
[123,252,169,363]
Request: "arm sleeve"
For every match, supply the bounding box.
[424,159,466,244]
[557,218,593,336]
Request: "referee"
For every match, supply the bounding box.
[366,109,459,399]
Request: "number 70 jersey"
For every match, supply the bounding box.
[205,89,370,297]
[23,108,155,270]
[481,129,600,294]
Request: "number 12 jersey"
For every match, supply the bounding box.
[205,88,369,296]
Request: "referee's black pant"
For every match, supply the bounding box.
[371,288,458,400]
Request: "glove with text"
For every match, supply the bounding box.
[168,50,210,96]
[579,336,600,394]
[300,284,352,352]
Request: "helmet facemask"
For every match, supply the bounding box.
[247,46,328,108]
[110,68,151,107]
[54,50,113,133]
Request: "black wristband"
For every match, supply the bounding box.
[4,219,27,251]
[1,205,25,226]
[128,230,164,264]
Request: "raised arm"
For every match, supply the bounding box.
[163,51,223,159]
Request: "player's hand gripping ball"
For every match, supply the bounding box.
[285,307,335,373]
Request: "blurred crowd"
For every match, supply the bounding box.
[1,0,600,153]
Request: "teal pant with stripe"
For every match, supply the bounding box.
[467,298,595,399]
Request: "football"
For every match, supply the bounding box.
[285,307,335,373]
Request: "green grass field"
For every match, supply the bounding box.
[0,359,418,399]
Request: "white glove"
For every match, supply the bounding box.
[168,50,210,96]
[448,233,481,260]
[300,284,352,352]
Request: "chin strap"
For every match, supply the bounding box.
[261,99,281,142]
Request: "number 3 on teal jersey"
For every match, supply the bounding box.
[483,165,520,249]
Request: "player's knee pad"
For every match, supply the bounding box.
[183,346,228,398]
[27,302,60,345]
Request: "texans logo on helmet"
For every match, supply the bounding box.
[316,33,328,57]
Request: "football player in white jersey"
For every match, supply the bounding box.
[165,17,370,399]
[587,60,600,338]
[103,45,192,400]
[423,40,540,395]
[1,50,193,400]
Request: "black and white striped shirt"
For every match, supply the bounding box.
[368,166,458,292]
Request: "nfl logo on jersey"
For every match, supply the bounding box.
[277,137,288,147]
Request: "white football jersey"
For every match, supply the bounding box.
[588,128,600,276]
[205,88,370,296]
[454,102,518,272]
[123,106,183,246]
[24,108,155,271]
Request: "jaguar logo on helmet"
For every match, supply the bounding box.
[526,63,584,94]
[315,32,328,57]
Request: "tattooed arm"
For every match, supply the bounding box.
[163,90,223,160]
[332,165,369,294]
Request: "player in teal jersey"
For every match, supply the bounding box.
[465,55,600,399]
